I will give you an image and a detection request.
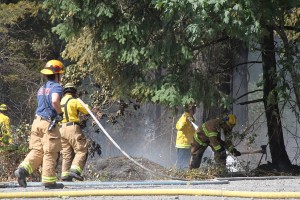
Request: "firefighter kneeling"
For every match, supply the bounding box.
[189,114,241,173]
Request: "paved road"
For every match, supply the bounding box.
[1,177,300,200]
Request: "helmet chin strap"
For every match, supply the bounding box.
[56,74,61,83]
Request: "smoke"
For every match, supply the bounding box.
[83,103,178,168]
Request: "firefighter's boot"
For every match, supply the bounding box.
[43,182,64,189]
[61,175,73,182]
[68,170,84,181]
[14,167,28,188]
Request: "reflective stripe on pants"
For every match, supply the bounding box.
[20,117,61,184]
[60,123,87,176]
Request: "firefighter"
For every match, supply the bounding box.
[59,83,89,182]
[14,60,65,189]
[0,104,12,145]
[189,113,241,172]
[175,104,196,169]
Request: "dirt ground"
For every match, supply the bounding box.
[82,156,300,182]
[2,151,300,183]
[0,152,169,182]
[83,156,168,181]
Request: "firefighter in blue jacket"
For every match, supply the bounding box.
[14,60,65,189]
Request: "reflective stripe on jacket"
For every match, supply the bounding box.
[175,112,195,148]
[195,118,234,152]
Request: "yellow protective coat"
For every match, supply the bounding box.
[0,112,12,144]
[175,112,195,149]
[61,94,88,123]
[60,94,89,179]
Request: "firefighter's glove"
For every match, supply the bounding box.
[187,116,193,123]
[55,112,64,122]
[232,148,241,157]
[216,147,226,159]
[219,150,227,160]
[96,144,102,156]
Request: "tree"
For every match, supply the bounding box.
[43,0,237,108]
[258,1,299,171]
[43,0,300,171]
[0,0,64,123]
[261,24,292,170]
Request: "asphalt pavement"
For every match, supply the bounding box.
[1,177,300,200]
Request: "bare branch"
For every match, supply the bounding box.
[236,89,263,100]
[238,98,264,105]
[234,61,262,68]
[283,26,300,32]
[191,36,230,51]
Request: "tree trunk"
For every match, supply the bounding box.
[261,25,292,171]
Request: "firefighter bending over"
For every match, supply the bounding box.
[14,60,65,189]
[60,83,89,182]
[189,114,241,171]
[0,104,12,145]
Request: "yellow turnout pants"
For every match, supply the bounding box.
[59,122,87,178]
[19,115,61,184]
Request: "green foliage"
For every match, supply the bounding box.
[283,8,300,41]
[221,95,235,109]
[0,0,64,123]
[0,1,38,33]
[1,0,297,112]
[41,0,299,115]
[62,64,89,85]
[0,122,30,181]
[11,122,31,147]
[152,84,180,106]
[131,82,154,102]
[42,0,210,107]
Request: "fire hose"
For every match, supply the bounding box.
[2,188,300,199]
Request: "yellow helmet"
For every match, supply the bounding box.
[223,113,237,128]
[63,83,77,94]
[0,104,7,111]
[41,60,65,75]
[184,103,197,111]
